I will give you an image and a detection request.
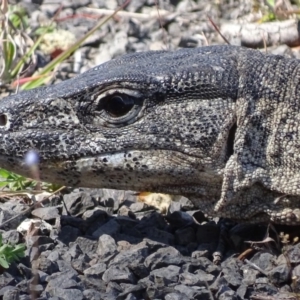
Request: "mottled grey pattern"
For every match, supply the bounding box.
[0,45,299,224]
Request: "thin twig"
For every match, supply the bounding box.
[207,15,230,45]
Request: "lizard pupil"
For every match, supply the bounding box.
[104,95,134,117]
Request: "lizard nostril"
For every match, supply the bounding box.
[0,114,7,126]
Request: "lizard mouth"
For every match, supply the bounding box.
[0,149,216,193]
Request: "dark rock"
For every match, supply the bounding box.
[81,208,108,223]
[135,212,167,230]
[57,225,81,245]
[167,211,194,228]
[63,192,96,217]
[175,226,196,245]
[196,222,220,244]
[92,219,121,239]
[141,227,175,245]
[109,242,149,278]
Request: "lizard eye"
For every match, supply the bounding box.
[92,91,144,127]
[103,95,135,117]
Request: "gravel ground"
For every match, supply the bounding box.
[1,0,300,299]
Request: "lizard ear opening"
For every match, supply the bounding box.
[0,114,7,126]
[226,122,237,160]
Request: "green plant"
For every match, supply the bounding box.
[0,233,26,269]
[0,168,36,191]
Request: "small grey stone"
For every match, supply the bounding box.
[268,264,290,285]
[165,292,190,300]
[241,268,260,285]
[236,284,249,300]
[97,234,118,258]
[209,276,229,293]
[34,256,59,275]
[129,202,149,213]
[118,205,135,218]
[250,252,276,273]
[144,246,185,270]
[26,235,54,248]
[65,243,83,259]
[286,243,300,264]
[216,285,238,300]
[45,270,79,291]
[82,289,103,300]
[2,230,22,245]
[84,263,107,278]
[124,293,138,300]
[31,207,60,220]
[102,265,136,284]
[110,242,149,266]
[3,287,19,300]
[194,269,215,285]
[150,265,181,286]
[48,287,83,300]
[221,257,243,287]
[70,236,98,256]
[174,284,199,298]
[71,256,90,274]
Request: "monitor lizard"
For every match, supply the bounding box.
[0,45,299,225]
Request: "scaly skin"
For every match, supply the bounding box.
[0,45,299,224]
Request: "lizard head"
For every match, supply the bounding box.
[0,46,238,196]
